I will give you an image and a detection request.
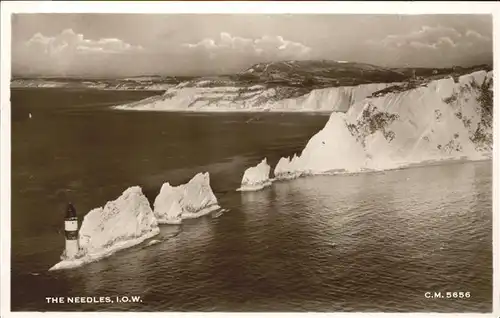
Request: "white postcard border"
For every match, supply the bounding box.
[1,2,498,318]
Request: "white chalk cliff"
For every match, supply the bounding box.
[50,186,160,271]
[114,82,397,112]
[238,158,272,191]
[274,70,493,177]
[153,172,220,224]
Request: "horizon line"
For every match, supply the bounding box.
[10,60,494,80]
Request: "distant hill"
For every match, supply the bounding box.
[10,76,183,91]
[393,64,493,80]
[236,60,408,87]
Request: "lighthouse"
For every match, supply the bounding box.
[64,203,79,259]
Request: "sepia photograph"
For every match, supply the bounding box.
[1,2,497,315]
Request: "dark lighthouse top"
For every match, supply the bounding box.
[65,203,77,219]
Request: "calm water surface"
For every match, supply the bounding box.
[10,89,492,312]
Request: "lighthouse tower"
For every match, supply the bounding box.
[64,203,79,259]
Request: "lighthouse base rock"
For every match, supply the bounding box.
[49,187,160,271]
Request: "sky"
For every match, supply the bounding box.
[11,14,493,78]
